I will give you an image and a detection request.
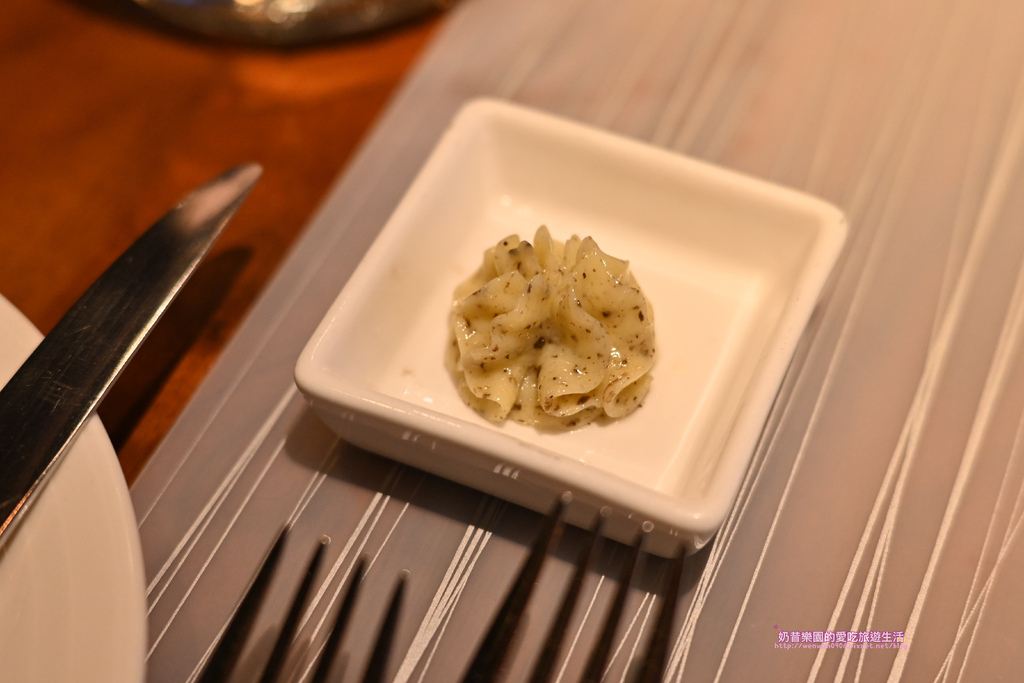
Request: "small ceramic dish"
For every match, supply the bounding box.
[295,98,847,555]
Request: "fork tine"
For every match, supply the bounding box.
[579,523,649,683]
[258,535,330,683]
[310,556,367,683]
[198,527,289,683]
[527,509,606,683]
[461,493,569,683]
[632,546,685,683]
[361,571,408,683]
[196,530,408,683]
[201,509,682,683]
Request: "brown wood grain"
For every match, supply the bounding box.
[0,0,440,483]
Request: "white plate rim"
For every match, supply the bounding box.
[0,293,147,682]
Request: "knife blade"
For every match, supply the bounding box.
[0,163,262,549]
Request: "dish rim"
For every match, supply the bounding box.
[0,293,147,682]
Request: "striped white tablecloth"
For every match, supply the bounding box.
[132,0,1024,679]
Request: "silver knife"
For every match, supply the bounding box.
[0,163,262,549]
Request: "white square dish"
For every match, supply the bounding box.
[295,98,847,555]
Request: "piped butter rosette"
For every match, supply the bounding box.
[447,226,655,430]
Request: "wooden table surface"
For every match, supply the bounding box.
[0,0,439,484]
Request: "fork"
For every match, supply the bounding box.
[197,530,404,683]
[197,494,686,682]
[463,495,686,683]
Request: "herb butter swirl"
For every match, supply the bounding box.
[447,226,655,429]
